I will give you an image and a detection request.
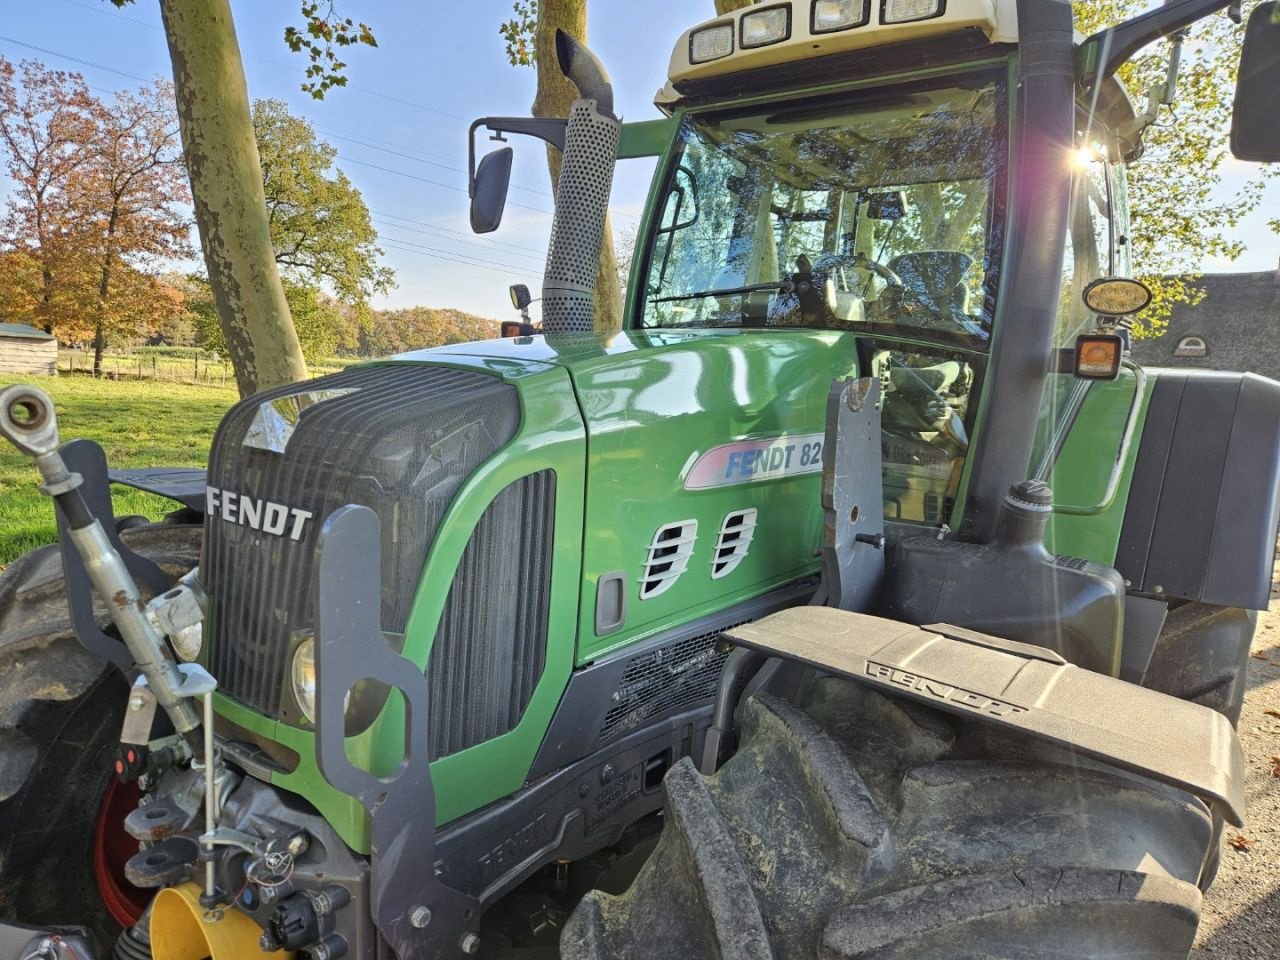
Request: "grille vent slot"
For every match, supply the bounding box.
[711,509,757,580]
[596,623,747,746]
[427,470,556,760]
[640,520,698,599]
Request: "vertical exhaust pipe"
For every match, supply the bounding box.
[541,30,621,335]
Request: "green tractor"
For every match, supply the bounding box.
[2,1,1278,958]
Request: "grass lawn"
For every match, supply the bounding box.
[0,373,236,568]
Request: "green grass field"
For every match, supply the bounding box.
[0,373,236,567]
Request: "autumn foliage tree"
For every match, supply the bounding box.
[0,61,191,370]
[75,81,191,375]
[0,59,98,335]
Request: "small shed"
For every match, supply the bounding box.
[0,323,57,376]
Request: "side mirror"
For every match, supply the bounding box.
[470,147,513,234]
[1231,1,1280,162]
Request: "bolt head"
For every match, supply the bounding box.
[410,905,432,928]
[460,932,481,955]
[129,696,146,711]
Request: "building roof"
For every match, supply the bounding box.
[0,323,55,342]
[1130,267,1280,376]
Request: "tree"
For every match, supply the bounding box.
[253,99,393,303]
[502,0,624,335]
[1076,0,1276,337]
[713,0,754,13]
[0,63,191,360]
[75,80,191,376]
[150,0,309,396]
[0,58,98,334]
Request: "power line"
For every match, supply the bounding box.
[380,240,539,281]
[321,128,554,199]
[51,0,470,123]
[373,218,546,265]
[371,209,547,254]
[378,234,537,274]
[337,154,554,215]
[0,34,150,83]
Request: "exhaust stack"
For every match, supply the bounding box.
[541,30,621,336]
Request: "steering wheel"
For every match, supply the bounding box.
[812,251,904,293]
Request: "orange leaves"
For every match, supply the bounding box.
[0,58,189,347]
[1227,834,1256,852]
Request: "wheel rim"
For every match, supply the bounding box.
[94,774,149,927]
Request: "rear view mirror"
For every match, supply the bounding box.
[1231,1,1280,162]
[470,147,513,234]
[866,191,907,221]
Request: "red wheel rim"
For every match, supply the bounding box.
[94,774,149,927]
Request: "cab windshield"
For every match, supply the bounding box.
[640,75,1006,348]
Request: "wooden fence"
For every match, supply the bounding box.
[57,350,345,384]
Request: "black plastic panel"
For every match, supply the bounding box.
[203,364,519,717]
[1117,371,1280,610]
[427,470,556,759]
[529,583,816,781]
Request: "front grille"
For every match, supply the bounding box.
[596,624,746,746]
[204,364,520,718]
[427,470,556,759]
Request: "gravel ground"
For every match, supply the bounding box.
[1195,555,1280,958]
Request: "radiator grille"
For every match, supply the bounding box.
[203,364,519,719]
[427,471,556,759]
[597,624,746,746]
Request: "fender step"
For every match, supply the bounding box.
[722,608,1244,825]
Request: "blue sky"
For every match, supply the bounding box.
[0,1,1273,321]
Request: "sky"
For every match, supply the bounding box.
[0,0,1274,322]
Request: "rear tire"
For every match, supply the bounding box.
[563,677,1215,959]
[0,525,200,947]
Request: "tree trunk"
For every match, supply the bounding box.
[159,0,307,397]
[93,208,118,380]
[533,0,623,336]
[39,264,54,336]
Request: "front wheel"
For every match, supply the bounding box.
[0,525,201,947]
[564,677,1215,959]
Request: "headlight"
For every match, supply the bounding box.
[690,23,734,63]
[882,0,943,23]
[812,0,870,32]
[171,622,203,662]
[741,6,791,48]
[290,637,353,725]
[291,638,317,724]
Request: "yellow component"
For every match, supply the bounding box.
[150,883,290,960]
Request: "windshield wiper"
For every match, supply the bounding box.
[650,280,795,304]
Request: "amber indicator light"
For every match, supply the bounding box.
[1074,334,1123,380]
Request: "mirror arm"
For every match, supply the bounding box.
[468,117,568,196]
[1079,0,1232,89]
